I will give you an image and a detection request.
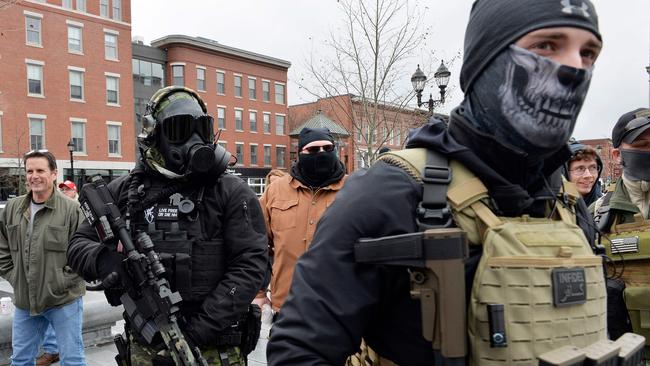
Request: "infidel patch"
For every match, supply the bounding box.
[552,267,587,307]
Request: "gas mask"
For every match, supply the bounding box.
[466,45,592,153]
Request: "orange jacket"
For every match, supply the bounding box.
[259,174,346,311]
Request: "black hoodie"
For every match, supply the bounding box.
[563,140,604,206]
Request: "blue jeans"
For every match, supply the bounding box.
[11,297,85,366]
[41,324,59,354]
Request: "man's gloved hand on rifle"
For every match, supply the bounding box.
[94,246,127,288]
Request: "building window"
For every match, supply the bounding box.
[107,123,121,156]
[263,113,271,134]
[100,0,109,17]
[234,75,242,97]
[235,109,243,131]
[275,83,285,105]
[264,145,271,166]
[196,67,206,91]
[104,32,118,60]
[132,59,164,88]
[71,120,86,153]
[216,71,225,94]
[250,144,258,165]
[249,111,257,132]
[235,143,244,165]
[247,178,264,197]
[69,69,84,101]
[67,25,82,53]
[217,107,226,129]
[26,63,44,96]
[63,0,73,8]
[25,15,42,46]
[112,0,121,21]
[106,75,119,105]
[248,77,256,99]
[217,141,227,152]
[262,80,270,102]
[275,114,285,135]
[276,146,286,168]
[29,117,45,150]
[76,0,86,12]
[172,64,184,86]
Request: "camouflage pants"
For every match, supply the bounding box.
[129,340,244,366]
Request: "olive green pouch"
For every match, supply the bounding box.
[624,286,650,344]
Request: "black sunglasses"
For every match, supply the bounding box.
[161,114,214,144]
[302,144,335,154]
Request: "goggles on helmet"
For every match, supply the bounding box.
[161,114,214,144]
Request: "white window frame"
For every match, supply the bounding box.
[106,121,122,157]
[24,11,43,47]
[105,72,120,106]
[275,113,286,136]
[103,29,119,61]
[276,145,286,168]
[234,108,244,131]
[262,79,270,102]
[235,142,244,166]
[28,113,47,151]
[70,118,87,154]
[217,105,226,130]
[249,110,257,133]
[216,70,225,95]
[263,144,272,167]
[248,77,256,100]
[196,66,206,92]
[263,112,271,134]
[274,82,286,105]
[112,0,121,21]
[76,0,86,12]
[171,62,185,86]
[66,21,83,54]
[249,143,258,166]
[99,0,109,17]
[62,0,73,9]
[234,74,242,98]
[68,66,85,102]
[26,59,45,98]
[217,140,227,151]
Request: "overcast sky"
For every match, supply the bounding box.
[132,0,649,140]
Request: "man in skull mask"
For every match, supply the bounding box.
[255,127,346,314]
[268,1,606,365]
[67,86,268,365]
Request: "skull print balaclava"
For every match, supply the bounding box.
[464,45,592,154]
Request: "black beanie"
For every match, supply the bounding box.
[298,127,334,151]
[460,0,601,93]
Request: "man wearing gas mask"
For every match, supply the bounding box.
[256,127,346,315]
[268,1,610,365]
[67,86,268,365]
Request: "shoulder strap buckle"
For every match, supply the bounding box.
[417,151,453,230]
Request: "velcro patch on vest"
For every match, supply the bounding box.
[155,204,179,221]
[552,267,587,307]
[610,236,640,254]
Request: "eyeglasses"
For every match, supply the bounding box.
[570,166,600,176]
[161,114,214,144]
[302,144,335,154]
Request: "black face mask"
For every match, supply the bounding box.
[466,45,592,154]
[297,151,338,187]
[620,149,650,181]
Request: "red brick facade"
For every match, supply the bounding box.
[580,138,621,184]
[0,0,134,195]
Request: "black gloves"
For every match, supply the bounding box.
[95,247,127,288]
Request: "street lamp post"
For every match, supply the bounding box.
[67,139,75,182]
[411,61,452,114]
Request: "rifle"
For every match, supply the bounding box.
[79,175,208,366]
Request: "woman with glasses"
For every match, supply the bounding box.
[564,139,603,206]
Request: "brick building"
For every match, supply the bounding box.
[0,0,134,197]
[133,35,291,195]
[289,95,433,172]
[579,138,621,184]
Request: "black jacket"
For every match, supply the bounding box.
[267,108,597,365]
[67,165,268,347]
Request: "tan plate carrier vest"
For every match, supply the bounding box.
[376,148,608,366]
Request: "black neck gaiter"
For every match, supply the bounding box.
[292,152,344,188]
[621,149,650,181]
[465,45,592,156]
